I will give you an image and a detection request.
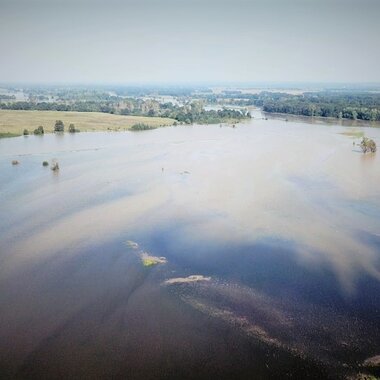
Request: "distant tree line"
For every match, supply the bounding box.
[260,92,380,121]
[3,84,380,123]
[0,94,16,100]
[0,101,116,113]
[0,99,249,124]
[199,91,380,121]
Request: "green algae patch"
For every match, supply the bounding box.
[142,258,159,267]
[141,252,167,267]
[124,239,167,267]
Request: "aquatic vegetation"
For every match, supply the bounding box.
[125,240,139,249]
[0,132,20,138]
[11,160,19,165]
[131,123,157,131]
[142,258,158,267]
[124,240,166,267]
[42,161,49,167]
[164,275,211,285]
[141,252,167,267]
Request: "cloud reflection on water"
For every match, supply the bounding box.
[1,121,380,293]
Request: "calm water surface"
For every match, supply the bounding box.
[0,115,379,379]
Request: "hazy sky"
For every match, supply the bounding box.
[0,0,379,84]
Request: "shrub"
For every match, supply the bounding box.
[54,120,64,132]
[130,123,157,131]
[42,161,49,166]
[360,137,377,153]
[51,161,59,171]
[34,126,44,135]
[0,132,19,138]
[23,129,29,135]
[68,123,80,133]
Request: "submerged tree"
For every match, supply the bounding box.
[68,123,80,133]
[34,126,44,135]
[51,160,59,171]
[54,120,64,132]
[360,137,377,153]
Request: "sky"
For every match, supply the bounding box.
[0,0,379,84]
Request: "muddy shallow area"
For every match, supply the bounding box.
[0,114,379,379]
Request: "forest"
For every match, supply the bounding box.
[200,91,380,121]
[0,95,249,124]
[1,85,380,122]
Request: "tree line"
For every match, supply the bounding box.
[261,92,380,121]
[23,120,80,135]
[0,99,250,124]
[199,91,380,121]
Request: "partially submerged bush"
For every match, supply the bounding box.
[34,126,44,135]
[54,120,64,132]
[0,132,20,138]
[360,137,377,153]
[12,160,19,165]
[23,129,29,135]
[42,161,49,166]
[68,123,80,133]
[130,123,157,131]
[51,160,59,171]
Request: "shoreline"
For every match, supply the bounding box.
[2,108,379,140]
[262,110,380,128]
[0,109,246,138]
[0,109,176,137]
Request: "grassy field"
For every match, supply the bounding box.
[0,110,175,136]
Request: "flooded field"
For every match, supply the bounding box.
[0,114,379,379]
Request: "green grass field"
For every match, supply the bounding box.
[0,110,175,136]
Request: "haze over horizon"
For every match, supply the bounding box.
[1,0,379,84]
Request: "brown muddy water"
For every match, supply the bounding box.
[0,114,380,379]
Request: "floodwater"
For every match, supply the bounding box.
[0,114,379,379]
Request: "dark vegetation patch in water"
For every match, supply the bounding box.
[133,225,380,377]
[11,239,332,380]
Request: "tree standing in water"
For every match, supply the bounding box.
[360,137,377,153]
[54,120,64,132]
